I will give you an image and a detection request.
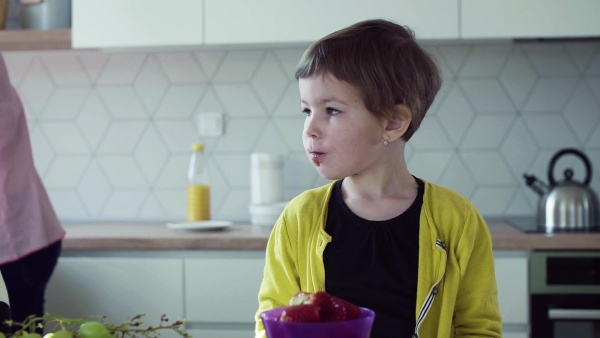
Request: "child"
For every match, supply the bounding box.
[255,19,501,338]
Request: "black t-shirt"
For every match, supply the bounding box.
[323,178,423,338]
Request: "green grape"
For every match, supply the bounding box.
[20,333,43,338]
[42,333,54,338]
[0,332,6,338]
[52,330,74,338]
[78,322,108,338]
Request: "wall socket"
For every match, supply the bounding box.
[197,112,224,136]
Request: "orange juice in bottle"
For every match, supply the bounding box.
[187,144,210,221]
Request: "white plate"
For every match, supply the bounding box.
[166,220,233,232]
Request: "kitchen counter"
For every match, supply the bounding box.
[61,219,600,251]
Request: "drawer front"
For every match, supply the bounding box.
[495,255,529,324]
[185,257,265,322]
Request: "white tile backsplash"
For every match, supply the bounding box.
[156,85,204,118]
[44,156,90,189]
[41,122,90,154]
[213,50,264,82]
[460,78,515,114]
[563,82,600,144]
[77,161,112,216]
[435,81,475,146]
[4,40,600,221]
[77,93,111,148]
[96,54,145,85]
[460,115,514,149]
[97,156,148,188]
[214,84,268,117]
[251,52,289,112]
[459,44,512,77]
[155,53,207,83]
[522,43,581,76]
[40,54,91,86]
[409,118,454,151]
[408,151,454,183]
[97,121,148,154]
[42,87,90,120]
[460,152,515,185]
[523,77,579,113]
[499,48,538,109]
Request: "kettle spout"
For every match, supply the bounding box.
[523,174,548,196]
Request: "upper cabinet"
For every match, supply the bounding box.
[204,0,459,45]
[462,0,600,39]
[72,0,204,49]
[5,0,599,51]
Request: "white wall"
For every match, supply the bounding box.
[4,41,599,222]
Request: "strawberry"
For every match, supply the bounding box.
[278,304,320,322]
[288,291,359,322]
[289,291,331,308]
[319,296,346,322]
[333,296,362,320]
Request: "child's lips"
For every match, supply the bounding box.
[309,151,325,166]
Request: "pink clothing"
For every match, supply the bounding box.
[0,54,65,264]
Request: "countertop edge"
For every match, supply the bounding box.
[60,220,600,251]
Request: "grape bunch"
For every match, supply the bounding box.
[1,313,190,338]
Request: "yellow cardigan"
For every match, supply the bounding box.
[255,180,502,337]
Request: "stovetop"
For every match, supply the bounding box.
[505,216,600,234]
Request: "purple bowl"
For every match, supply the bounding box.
[260,306,375,338]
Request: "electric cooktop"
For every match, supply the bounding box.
[505,216,600,234]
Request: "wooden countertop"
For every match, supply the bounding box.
[61,219,600,251]
[0,29,72,51]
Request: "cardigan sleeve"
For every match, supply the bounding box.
[254,213,302,337]
[453,205,502,337]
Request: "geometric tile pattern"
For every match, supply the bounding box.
[3,40,600,222]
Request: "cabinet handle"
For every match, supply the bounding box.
[548,309,600,320]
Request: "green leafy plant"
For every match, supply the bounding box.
[1,313,190,338]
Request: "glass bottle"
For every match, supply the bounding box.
[187,143,210,221]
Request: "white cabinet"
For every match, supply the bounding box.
[184,253,265,337]
[462,0,600,39]
[69,0,600,49]
[186,329,254,338]
[503,333,528,338]
[45,256,185,337]
[204,0,459,45]
[494,251,529,338]
[72,0,204,48]
[45,251,265,338]
[185,256,265,323]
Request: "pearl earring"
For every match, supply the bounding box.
[383,138,388,145]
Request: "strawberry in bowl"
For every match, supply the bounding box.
[260,291,375,338]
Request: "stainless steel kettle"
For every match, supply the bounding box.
[524,148,599,232]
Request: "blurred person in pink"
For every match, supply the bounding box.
[0,53,65,329]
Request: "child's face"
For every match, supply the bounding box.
[299,73,387,180]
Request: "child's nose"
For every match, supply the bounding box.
[304,116,321,139]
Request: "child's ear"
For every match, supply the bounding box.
[383,104,412,143]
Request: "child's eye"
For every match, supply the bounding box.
[302,108,312,116]
[327,108,341,115]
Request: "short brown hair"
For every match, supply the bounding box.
[295,19,442,141]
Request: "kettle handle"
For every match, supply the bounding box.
[548,148,593,186]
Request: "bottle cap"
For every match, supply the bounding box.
[192,143,204,151]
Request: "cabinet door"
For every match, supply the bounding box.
[185,256,265,323]
[205,0,459,45]
[503,333,528,338]
[45,257,184,333]
[494,252,529,324]
[462,0,600,39]
[187,329,254,338]
[72,0,204,48]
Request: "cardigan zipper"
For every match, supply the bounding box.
[412,239,447,338]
